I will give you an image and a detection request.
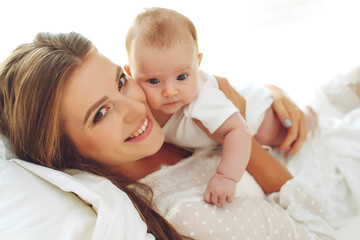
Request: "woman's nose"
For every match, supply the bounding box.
[162,81,178,97]
[122,98,147,123]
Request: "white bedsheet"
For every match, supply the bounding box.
[139,67,360,239]
[0,143,155,240]
[140,104,360,239]
[309,68,360,239]
[0,67,359,239]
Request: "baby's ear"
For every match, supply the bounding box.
[197,53,203,66]
[124,65,132,76]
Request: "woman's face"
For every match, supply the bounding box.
[61,51,164,171]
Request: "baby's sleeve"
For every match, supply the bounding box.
[187,75,240,134]
[234,82,273,135]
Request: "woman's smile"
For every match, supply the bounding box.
[125,115,152,142]
[61,51,164,166]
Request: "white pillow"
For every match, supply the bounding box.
[0,158,96,239]
[0,135,154,240]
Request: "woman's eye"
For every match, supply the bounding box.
[148,78,160,85]
[93,107,106,123]
[177,74,188,81]
[118,73,127,91]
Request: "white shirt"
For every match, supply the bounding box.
[163,70,273,150]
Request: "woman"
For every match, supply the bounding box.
[0,32,338,239]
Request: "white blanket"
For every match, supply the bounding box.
[1,67,359,239]
[0,137,155,240]
[139,68,360,239]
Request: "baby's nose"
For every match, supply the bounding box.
[162,82,178,97]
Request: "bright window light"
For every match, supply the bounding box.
[1,0,360,106]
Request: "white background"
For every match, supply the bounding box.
[1,0,360,107]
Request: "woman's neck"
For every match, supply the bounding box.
[151,109,172,127]
[112,143,192,181]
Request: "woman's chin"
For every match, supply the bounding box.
[150,125,165,154]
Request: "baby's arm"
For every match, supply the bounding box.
[203,112,251,205]
[197,77,293,194]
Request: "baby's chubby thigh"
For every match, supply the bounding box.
[254,108,287,146]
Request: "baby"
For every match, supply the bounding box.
[124,7,316,205]
[124,7,251,205]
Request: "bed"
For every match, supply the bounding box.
[0,67,360,239]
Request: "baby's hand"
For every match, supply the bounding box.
[204,173,236,206]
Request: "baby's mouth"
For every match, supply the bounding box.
[165,100,178,105]
[125,118,149,141]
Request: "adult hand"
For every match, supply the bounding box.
[264,84,307,157]
[213,77,293,193]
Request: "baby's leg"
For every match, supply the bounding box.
[254,108,287,146]
[303,105,318,131]
[255,106,318,147]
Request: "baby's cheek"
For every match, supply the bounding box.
[147,98,159,109]
[144,90,161,109]
[185,89,198,104]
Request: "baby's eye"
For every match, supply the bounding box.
[93,107,106,124]
[177,74,188,81]
[118,73,127,91]
[148,78,160,85]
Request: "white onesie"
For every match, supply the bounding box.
[162,70,273,151]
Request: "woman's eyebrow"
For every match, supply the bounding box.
[83,65,121,125]
[116,65,122,83]
[83,96,109,125]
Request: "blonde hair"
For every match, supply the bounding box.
[126,7,199,53]
[0,32,188,240]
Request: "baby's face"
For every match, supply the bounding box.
[127,36,202,116]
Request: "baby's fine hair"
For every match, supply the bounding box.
[125,7,199,53]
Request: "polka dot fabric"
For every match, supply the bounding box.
[141,149,335,240]
[140,69,360,239]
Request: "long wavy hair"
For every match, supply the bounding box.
[0,32,186,240]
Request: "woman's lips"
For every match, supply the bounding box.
[125,115,153,142]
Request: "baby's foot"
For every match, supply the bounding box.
[303,105,318,131]
[348,81,360,99]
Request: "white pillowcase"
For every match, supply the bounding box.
[0,158,96,239]
[0,135,154,240]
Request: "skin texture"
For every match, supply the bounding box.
[145,78,294,195]
[264,84,307,157]
[61,51,165,176]
[201,77,294,193]
[0,32,187,240]
[122,7,301,196]
[125,36,202,126]
[61,51,293,194]
[125,34,252,206]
